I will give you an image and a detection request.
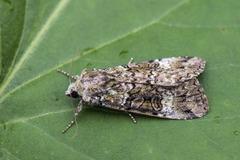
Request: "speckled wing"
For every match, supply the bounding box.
[100,57,206,86]
[86,77,209,119]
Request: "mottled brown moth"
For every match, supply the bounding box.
[58,56,209,133]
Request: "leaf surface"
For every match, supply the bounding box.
[1,0,240,159]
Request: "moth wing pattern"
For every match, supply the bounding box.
[59,56,209,133]
[100,57,206,86]
[87,77,208,120]
[81,56,208,120]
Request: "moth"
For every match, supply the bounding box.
[58,56,209,133]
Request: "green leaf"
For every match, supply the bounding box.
[1,0,240,159]
[0,0,25,86]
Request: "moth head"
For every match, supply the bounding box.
[65,83,81,98]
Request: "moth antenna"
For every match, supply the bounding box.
[57,69,78,80]
[62,46,80,136]
[62,117,75,134]
[69,96,82,139]
[69,46,79,84]
[68,93,77,139]
[62,99,83,134]
[68,46,79,137]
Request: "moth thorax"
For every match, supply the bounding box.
[65,83,81,98]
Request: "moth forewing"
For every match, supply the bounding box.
[58,56,209,133]
[99,57,206,86]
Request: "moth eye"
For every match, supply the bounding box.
[70,91,79,98]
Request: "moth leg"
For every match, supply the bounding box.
[128,58,134,66]
[57,69,79,80]
[62,99,83,134]
[125,111,137,124]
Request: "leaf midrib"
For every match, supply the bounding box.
[0,0,71,96]
[0,0,190,103]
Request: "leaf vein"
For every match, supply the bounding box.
[1,147,20,160]
[160,21,240,28]
[0,0,71,96]
[0,0,189,102]
[0,109,72,127]
[24,121,94,160]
